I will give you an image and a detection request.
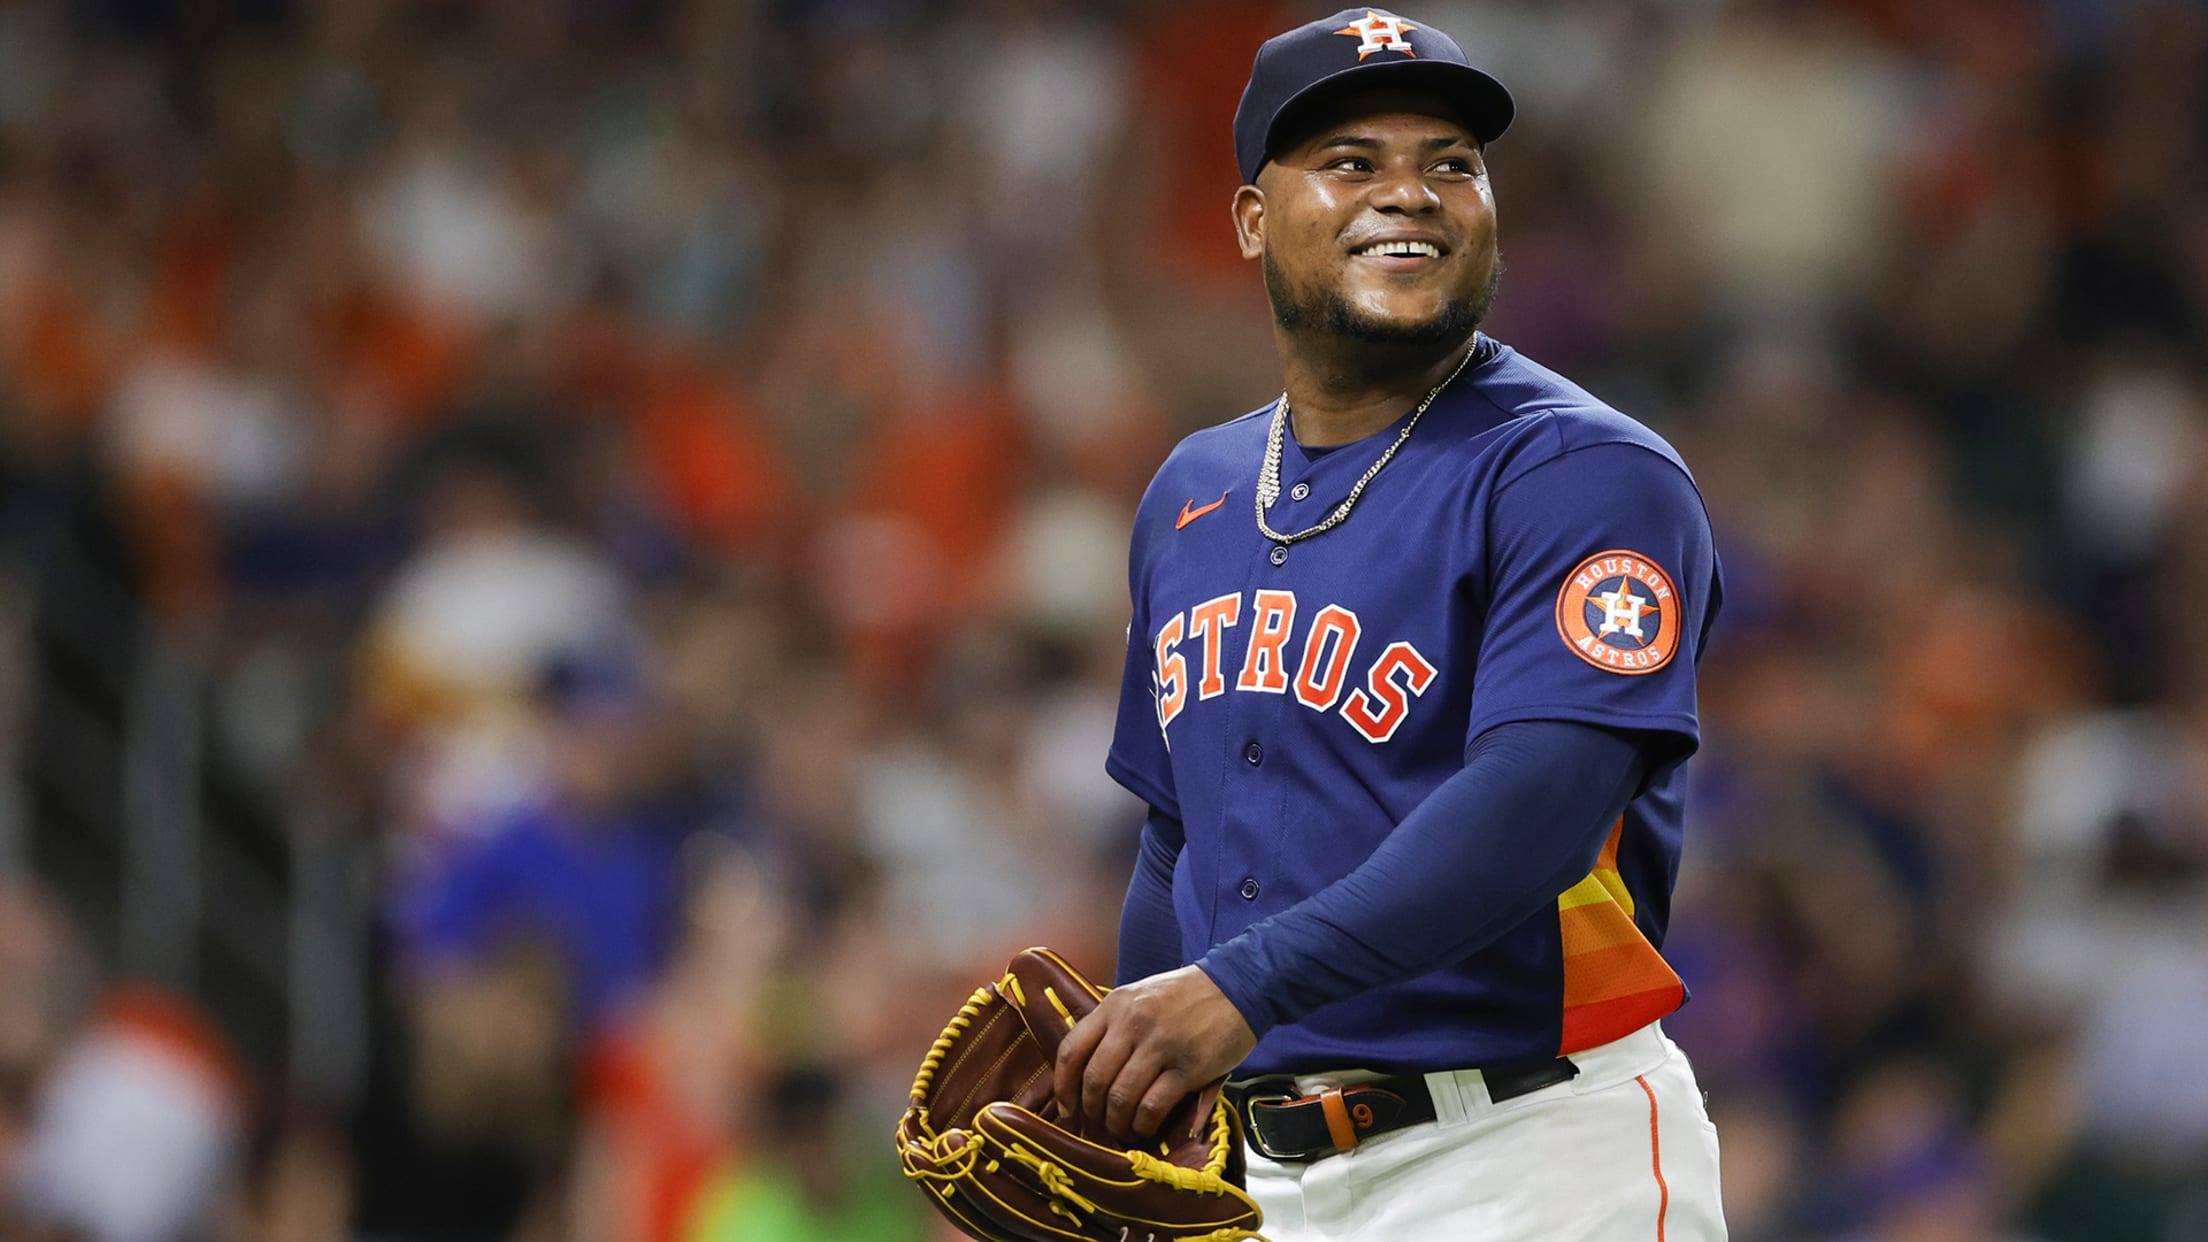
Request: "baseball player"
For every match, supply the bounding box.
[1051,9,1727,1239]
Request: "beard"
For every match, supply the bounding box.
[1265,249,1502,345]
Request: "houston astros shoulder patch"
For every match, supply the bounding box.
[1555,550,1679,675]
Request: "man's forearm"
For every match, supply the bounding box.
[1116,809,1185,985]
[1195,719,1650,1038]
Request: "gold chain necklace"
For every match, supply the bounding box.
[1254,341,1480,546]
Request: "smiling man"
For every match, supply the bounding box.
[1052,9,1729,1239]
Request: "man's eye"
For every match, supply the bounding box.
[1433,158,1474,175]
[1326,157,1373,172]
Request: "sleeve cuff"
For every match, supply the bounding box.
[1194,942,1281,1042]
[1105,751,1180,821]
[1466,703,1699,759]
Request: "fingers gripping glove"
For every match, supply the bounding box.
[896,947,1266,1242]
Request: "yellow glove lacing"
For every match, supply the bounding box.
[1002,1137,1104,1226]
[1127,1095,1241,1186]
[908,981,1001,1108]
[1005,1136,1267,1242]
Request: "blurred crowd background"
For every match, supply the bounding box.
[0,0,2205,1239]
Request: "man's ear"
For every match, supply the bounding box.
[1232,185,1265,260]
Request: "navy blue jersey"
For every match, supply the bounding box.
[1106,335,1722,1075]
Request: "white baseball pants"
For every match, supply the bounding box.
[1241,1022,1725,1240]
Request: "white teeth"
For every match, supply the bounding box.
[1360,241,1441,258]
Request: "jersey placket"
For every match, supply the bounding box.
[1206,472,1297,941]
[1213,441,1360,939]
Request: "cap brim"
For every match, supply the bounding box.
[1260,59,1514,180]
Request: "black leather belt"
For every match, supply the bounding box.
[1225,1057,1580,1162]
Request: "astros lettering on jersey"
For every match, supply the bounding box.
[1109,334,1723,1075]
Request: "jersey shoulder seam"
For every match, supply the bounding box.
[1152,403,1276,477]
[1187,402,1276,440]
[1490,429,1703,507]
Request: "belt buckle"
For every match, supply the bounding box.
[1232,1077,1309,1161]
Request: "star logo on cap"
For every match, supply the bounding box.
[1336,10,1417,60]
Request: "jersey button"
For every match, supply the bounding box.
[1244,740,1263,766]
[1239,877,1260,901]
[1269,545,1289,566]
[1290,482,1311,501]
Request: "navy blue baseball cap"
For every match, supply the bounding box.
[1233,8,1515,185]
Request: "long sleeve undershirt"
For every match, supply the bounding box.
[1114,718,1652,1035]
[1116,810,1186,985]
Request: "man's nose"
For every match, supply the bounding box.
[1369,166,1442,213]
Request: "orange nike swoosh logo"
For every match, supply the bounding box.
[1177,492,1229,530]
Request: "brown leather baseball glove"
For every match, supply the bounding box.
[896,947,1266,1242]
